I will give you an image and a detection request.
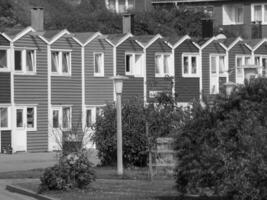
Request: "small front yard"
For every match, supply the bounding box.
[16,179,179,200]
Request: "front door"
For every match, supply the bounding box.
[13,107,27,152]
[49,107,62,151]
[210,56,219,94]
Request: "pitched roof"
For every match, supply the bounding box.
[192,37,211,46]
[219,38,237,48]
[2,27,26,40]
[42,30,62,41]
[74,32,98,44]
[165,36,185,46]
[244,39,263,49]
[107,33,128,46]
[133,35,157,47]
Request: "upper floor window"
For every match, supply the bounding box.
[155,53,173,77]
[252,4,267,24]
[182,54,199,77]
[94,53,104,77]
[106,0,135,13]
[0,50,8,70]
[51,51,71,76]
[125,53,143,77]
[14,49,36,74]
[223,5,244,25]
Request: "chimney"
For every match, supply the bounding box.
[201,18,213,38]
[122,13,134,34]
[251,21,262,39]
[31,7,44,32]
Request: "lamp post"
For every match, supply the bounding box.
[224,81,236,97]
[110,75,128,175]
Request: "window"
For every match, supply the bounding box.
[0,107,9,128]
[85,106,103,128]
[14,49,36,74]
[210,55,227,76]
[155,53,173,77]
[254,55,267,77]
[236,55,251,83]
[182,54,199,77]
[106,0,135,13]
[52,106,71,130]
[0,50,8,70]
[125,53,143,77]
[94,53,104,76]
[51,51,71,75]
[86,109,92,128]
[15,106,36,130]
[252,4,267,24]
[223,5,244,25]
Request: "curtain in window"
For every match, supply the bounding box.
[52,52,59,72]
[118,0,126,12]
[27,108,34,128]
[26,50,34,72]
[53,110,59,128]
[0,50,7,68]
[128,0,134,10]
[219,56,225,74]
[95,54,102,74]
[254,5,262,21]
[16,109,23,128]
[62,107,70,129]
[62,52,69,73]
[155,55,161,75]
[236,57,243,76]
[183,56,189,74]
[86,110,92,128]
[0,108,8,128]
[264,5,267,22]
[164,55,170,74]
[211,56,217,74]
[135,54,142,76]
[263,58,267,77]
[191,56,197,74]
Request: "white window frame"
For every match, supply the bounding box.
[223,4,244,25]
[0,106,11,130]
[51,106,72,131]
[15,106,37,131]
[182,53,200,77]
[51,50,72,76]
[155,53,173,77]
[235,55,252,83]
[94,52,104,77]
[84,105,104,129]
[254,54,267,77]
[210,54,228,77]
[125,52,144,77]
[251,3,267,24]
[14,48,37,75]
[0,48,10,72]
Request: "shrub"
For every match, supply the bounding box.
[39,151,95,192]
[174,78,267,200]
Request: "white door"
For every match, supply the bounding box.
[13,107,27,152]
[210,56,219,94]
[49,108,62,151]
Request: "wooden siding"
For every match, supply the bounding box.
[228,42,251,83]
[116,38,144,102]
[14,34,48,152]
[1,130,11,152]
[255,42,267,55]
[0,35,10,46]
[146,39,172,102]
[175,39,200,102]
[202,41,226,97]
[0,72,11,103]
[85,38,114,105]
[51,37,83,133]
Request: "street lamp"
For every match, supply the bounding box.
[110,75,129,175]
[224,81,236,97]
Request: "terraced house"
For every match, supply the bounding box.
[1,7,267,153]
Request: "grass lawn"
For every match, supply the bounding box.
[16,179,180,200]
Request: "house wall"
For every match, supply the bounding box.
[0,35,10,46]
[255,42,267,55]
[13,34,48,152]
[0,72,11,103]
[116,38,144,102]
[146,38,172,102]
[84,38,114,105]
[202,41,225,97]
[228,42,251,82]
[175,39,200,102]
[51,37,82,133]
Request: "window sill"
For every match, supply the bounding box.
[27,128,37,132]
[0,128,11,131]
[14,72,37,76]
[94,74,104,77]
[182,74,200,78]
[155,74,174,78]
[51,73,72,77]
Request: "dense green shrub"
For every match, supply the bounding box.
[39,152,95,192]
[174,78,267,200]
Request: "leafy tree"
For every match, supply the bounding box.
[175,78,267,200]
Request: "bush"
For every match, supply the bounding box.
[39,151,95,192]
[174,78,267,200]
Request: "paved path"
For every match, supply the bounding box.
[0,179,36,200]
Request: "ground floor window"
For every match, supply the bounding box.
[15,106,37,131]
[84,106,104,129]
[52,106,72,130]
